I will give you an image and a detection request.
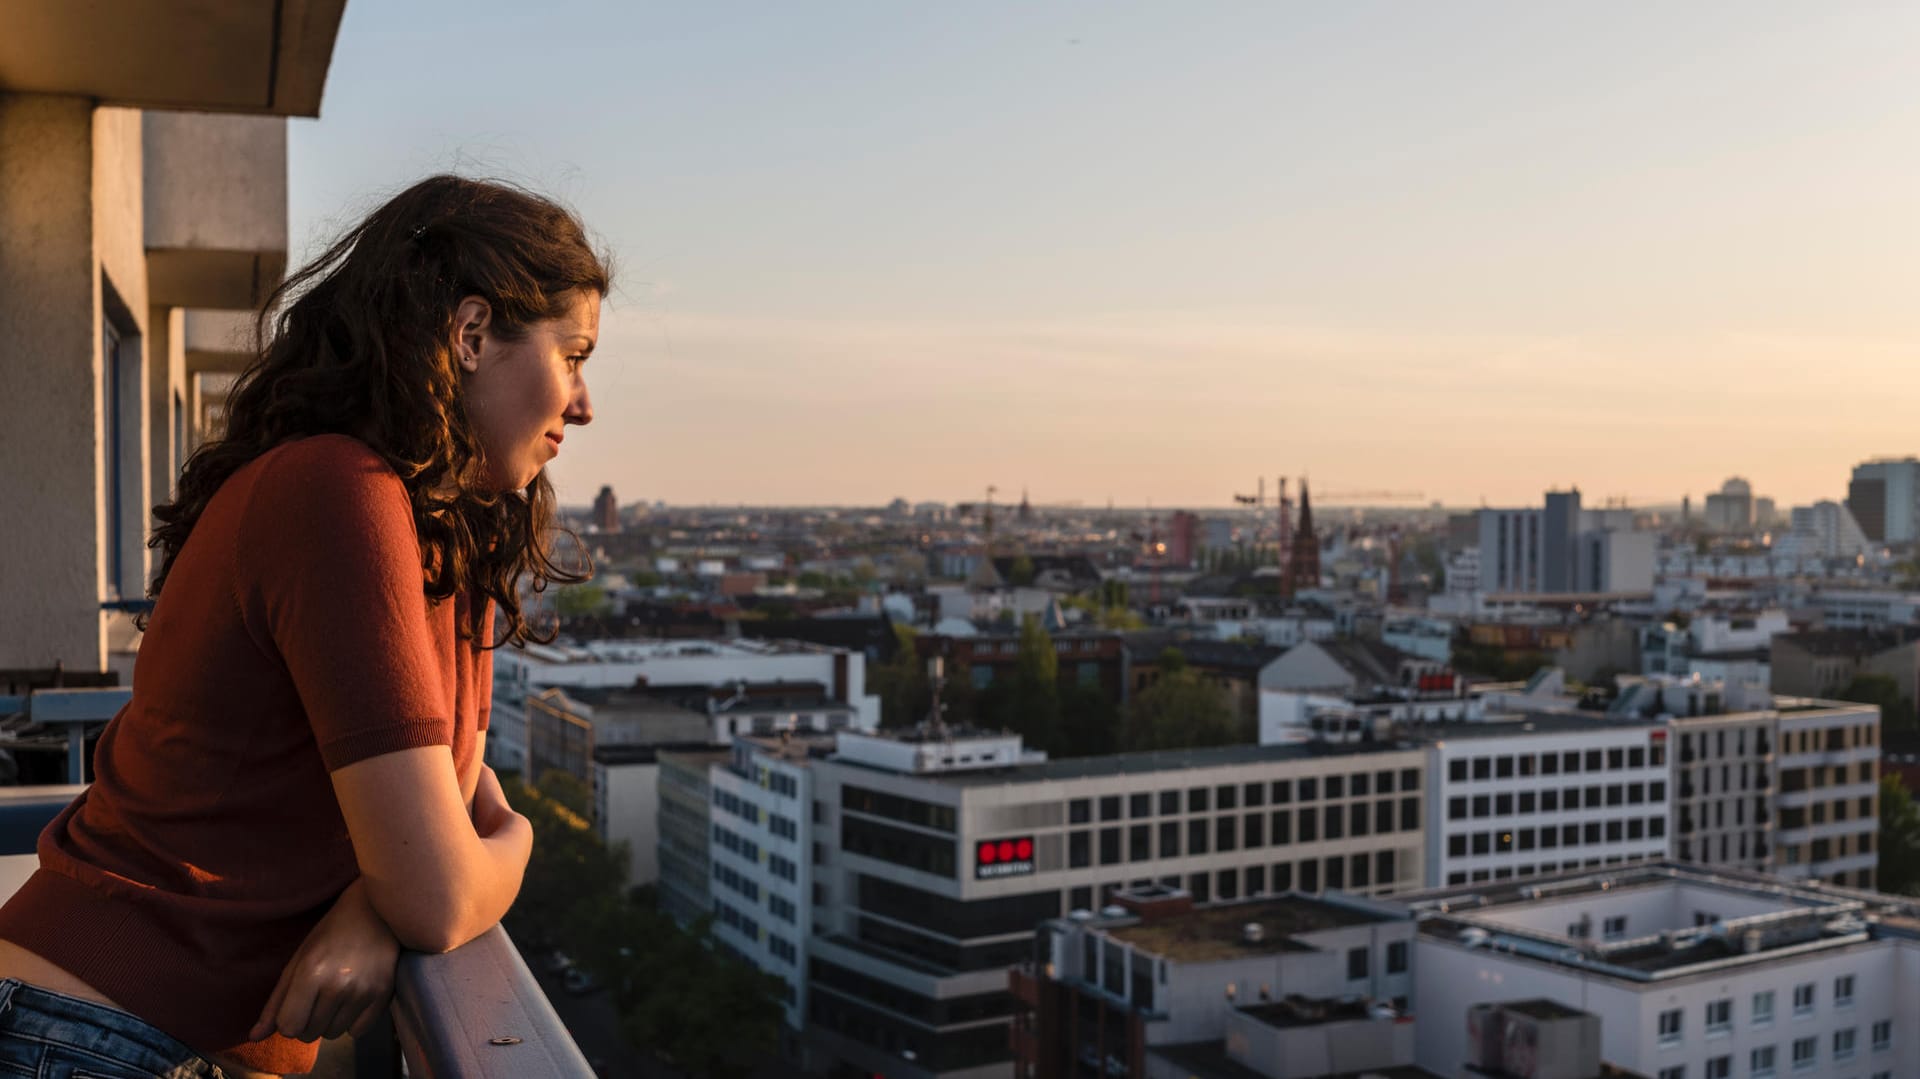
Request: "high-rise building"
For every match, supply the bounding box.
[1703,477,1756,534]
[1848,457,1920,543]
[591,484,620,532]
[1541,489,1582,592]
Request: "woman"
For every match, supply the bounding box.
[0,175,611,1078]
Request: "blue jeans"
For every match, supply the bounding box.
[0,980,226,1078]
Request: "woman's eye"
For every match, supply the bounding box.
[566,355,587,370]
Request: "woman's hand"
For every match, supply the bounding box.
[249,878,400,1043]
[472,764,521,839]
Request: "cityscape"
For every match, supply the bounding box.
[7,4,1920,1079]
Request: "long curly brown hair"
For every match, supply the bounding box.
[147,175,612,647]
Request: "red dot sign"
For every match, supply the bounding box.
[979,842,997,863]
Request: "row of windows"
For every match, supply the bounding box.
[1776,798,1876,830]
[1075,849,1404,908]
[1443,853,1656,885]
[1067,800,1421,868]
[1658,984,1881,1045]
[758,767,801,799]
[713,788,761,825]
[1068,770,1424,823]
[712,860,760,903]
[1445,816,1667,858]
[1447,782,1666,820]
[712,823,761,864]
[769,853,799,883]
[769,894,797,924]
[843,785,957,833]
[768,934,798,964]
[1678,727,1768,760]
[713,897,762,943]
[1446,745,1662,782]
[1778,761,1875,792]
[769,814,800,841]
[1657,1028,1889,1079]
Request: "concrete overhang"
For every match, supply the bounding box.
[184,309,256,376]
[145,112,288,309]
[0,0,347,117]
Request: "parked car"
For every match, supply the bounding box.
[562,967,601,995]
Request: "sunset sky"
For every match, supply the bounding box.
[289,2,1920,510]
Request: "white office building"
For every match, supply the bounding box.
[1420,716,1671,887]
[1848,457,1920,545]
[487,637,880,772]
[799,727,1430,1078]
[706,734,822,1030]
[1411,863,1919,1079]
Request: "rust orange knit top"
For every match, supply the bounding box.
[0,434,493,1074]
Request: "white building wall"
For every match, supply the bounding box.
[708,748,813,1029]
[593,760,661,889]
[1414,934,1907,1079]
[1426,726,1671,887]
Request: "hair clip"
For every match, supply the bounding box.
[410,224,428,240]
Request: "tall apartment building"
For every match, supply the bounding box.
[799,728,1430,1078]
[1612,679,1881,888]
[1848,457,1920,544]
[1475,490,1654,595]
[656,747,732,924]
[706,735,822,1030]
[1419,716,1671,887]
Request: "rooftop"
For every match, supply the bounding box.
[846,737,1416,787]
[1407,862,1897,981]
[1105,894,1394,963]
[1405,714,1661,742]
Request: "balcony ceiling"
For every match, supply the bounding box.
[0,0,346,117]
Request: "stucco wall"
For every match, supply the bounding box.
[0,95,105,671]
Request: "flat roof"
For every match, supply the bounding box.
[850,738,1418,787]
[1106,894,1392,962]
[1407,714,1660,741]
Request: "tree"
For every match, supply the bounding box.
[1009,555,1036,587]
[1121,649,1239,751]
[503,774,786,1077]
[1879,774,1920,895]
[870,623,930,728]
[554,583,610,618]
[1007,615,1061,751]
[1057,683,1120,758]
[939,660,979,727]
[1837,674,1916,731]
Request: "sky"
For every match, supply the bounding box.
[290,2,1920,511]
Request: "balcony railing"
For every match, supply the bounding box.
[357,925,596,1079]
[0,686,595,1079]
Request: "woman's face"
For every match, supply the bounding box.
[456,290,600,491]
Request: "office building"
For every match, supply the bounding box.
[1704,477,1756,535]
[1848,458,1920,544]
[1419,716,1671,887]
[1011,886,1417,1079]
[1474,491,1653,595]
[800,727,1429,1078]
[1411,862,1920,1079]
[489,637,879,773]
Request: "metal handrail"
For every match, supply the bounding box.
[0,687,130,783]
[360,925,596,1079]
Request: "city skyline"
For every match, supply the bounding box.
[291,3,1920,509]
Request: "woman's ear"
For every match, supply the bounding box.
[453,296,492,372]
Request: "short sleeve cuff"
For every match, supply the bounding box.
[320,717,453,772]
